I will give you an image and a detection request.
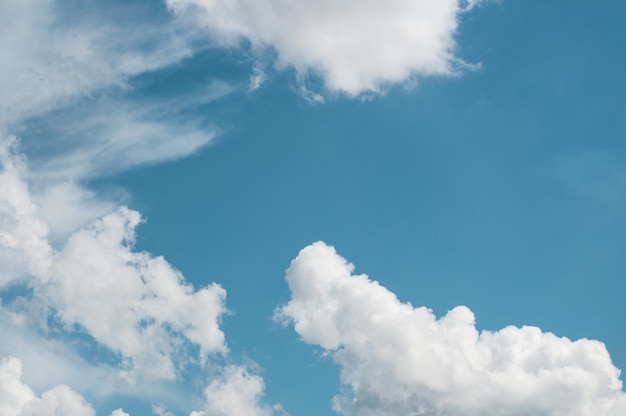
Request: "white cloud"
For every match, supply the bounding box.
[191,366,274,416]
[0,356,35,416]
[249,67,268,92]
[152,404,174,416]
[0,137,52,287]
[0,355,135,416]
[32,181,118,243]
[167,0,481,96]
[0,135,228,383]
[0,0,230,180]
[46,206,228,380]
[0,356,95,416]
[0,315,199,413]
[28,114,215,180]
[277,242,626,416]
[0,140,279,414]
[0,0,196,129]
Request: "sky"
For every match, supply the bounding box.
[1,0,626,415]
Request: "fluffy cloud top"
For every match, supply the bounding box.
[278,242,626,416]
[0,137,229,380]
[0,356,95,416]
[167,0,480,96]
[0,138,278,414]
[47,207,228,380]
[191,366,275,416]
[0,137,52,286]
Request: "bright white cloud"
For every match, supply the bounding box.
[191,366,275,416]
[167,0,481,95]
[0,140,278,414]
[0,355,136,416]
[47,207,228,380]
[0,137,52,287]
[0,356,95,416]
[0,356,34,416]
[0,135,228,382]
[277,241,626,416]
[32,181,118,243]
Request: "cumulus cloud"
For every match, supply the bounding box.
[0,139,278,414]
[1,355,279,416]
[0,356,96,416]
[191,366,279,416]
[167,0,481,95]
[44,207,228,380]
[0,140,229,380]
[277,242,626,416]
[0,355,138,416]
[0,137,52,286]
[32,181,117,243]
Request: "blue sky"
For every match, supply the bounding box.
[1,1,625,415]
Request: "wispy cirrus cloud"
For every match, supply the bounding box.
[0,0,239,181]
[278,242,626,416]
[20,79,236,180]
[0,0,197,129]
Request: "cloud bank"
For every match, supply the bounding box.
[167,0,481,96]
[0,356,110,416]
[0,137,52,286]
[278,242,626,416]
[0,138,278,414]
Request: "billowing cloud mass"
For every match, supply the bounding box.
[0,136,52,286]
[167,0,480,95]
[278,242,626,416]
[48,207,228,380]
[0,356,96,416]
[0,137,228,380]
[191,366,278,416]
[0,138,278,414]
